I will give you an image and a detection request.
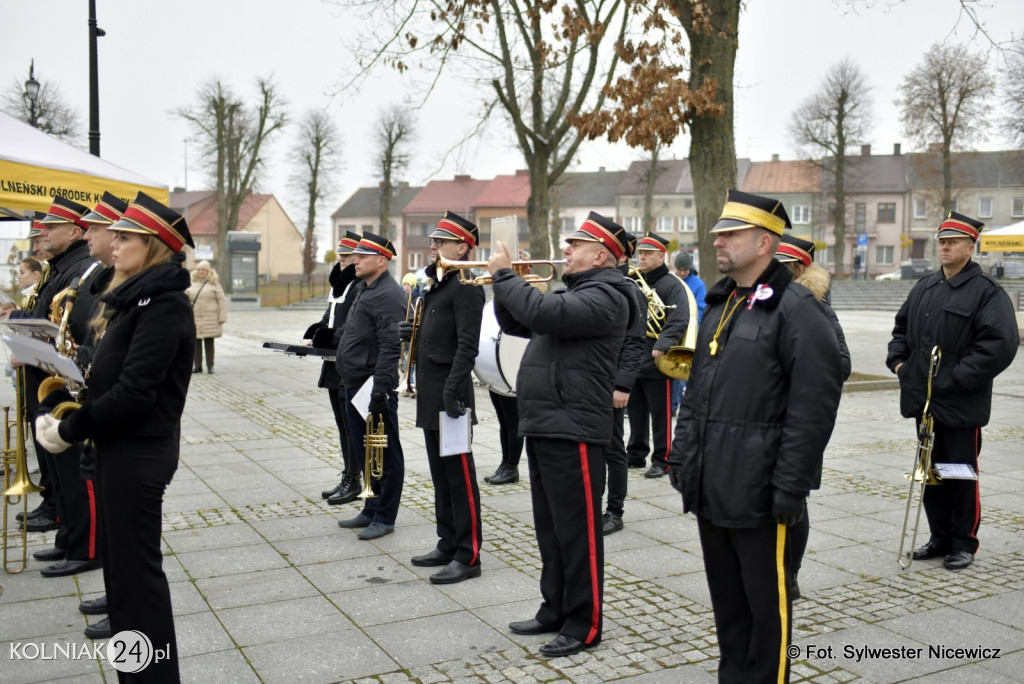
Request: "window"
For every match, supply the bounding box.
[877,203,896,223]
[855,203,866,232]
[823,247,836,265]
[1013,197,1024,217]
[680,216,696,233]
[656,216,674,233]
[684,199,693,208]
[623,215,645,234]
[875,245,894,265]
[791,205,811,224]
[913,198,927,219]
[979,198,994,218]
[561,217,575,233]
[408,252,422,270]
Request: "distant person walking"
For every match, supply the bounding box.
[187,260,227,374]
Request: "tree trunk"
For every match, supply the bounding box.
[527,154,552,260]
[682,0,740,282]
[304,183,317,281]
[643,143,660,234]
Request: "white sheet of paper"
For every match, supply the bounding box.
[2,318,61,341]
[934,462,979,480]
[439,411,472,456]
[1,331,85,383]
[350,376,374,421]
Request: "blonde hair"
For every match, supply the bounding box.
[192,260,219,285]
[90,234,176,338]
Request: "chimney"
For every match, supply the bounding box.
[172,186,185,193]
[861,144,871,156]
[771,154,779,163]
[893,143,901,156]
[515,169,529,176]
[598,166,606,173]
[454,174,471,182]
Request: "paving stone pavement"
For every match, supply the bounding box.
[1,308,1022,683]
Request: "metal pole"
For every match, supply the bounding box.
[88,0,104,156]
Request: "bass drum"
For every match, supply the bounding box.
[473,300,529,397]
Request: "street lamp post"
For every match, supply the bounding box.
[23,60,40,128]
[88,0,106,156]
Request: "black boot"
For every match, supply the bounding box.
[321,472,348,499]
[327,472,362,505]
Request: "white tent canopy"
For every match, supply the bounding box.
[979,220,1024,253]
[0,112,167,217]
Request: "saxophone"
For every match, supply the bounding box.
[37,275,87,418]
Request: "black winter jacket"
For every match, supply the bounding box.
[493,266,640,445]
[669,259,843,527]
[60,262,195,445]
[886,261,1018,428]
[615,264,648,393]
[414,263,485,429]
[633,264,691,380]
[305,262,358,389]
[335,270,406,396]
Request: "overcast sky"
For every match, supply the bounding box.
[2,0,1021,246]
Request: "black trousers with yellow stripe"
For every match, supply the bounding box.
[526,436,605,645]
[698,518,791,684]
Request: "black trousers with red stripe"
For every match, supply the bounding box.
[526,436,605,645]
[625,377,674,468]
[423,429,482,566]
[924,422,983,554]
[39,443,100,562]
[698,518,792,684]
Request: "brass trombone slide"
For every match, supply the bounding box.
[435,256,565,286]
[398,298,423,397]
[897,345,942,570]
[4,367,44,574]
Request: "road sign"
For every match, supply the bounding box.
[857,233,868,246]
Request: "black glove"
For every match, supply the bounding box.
[397,320,413,342]
[38,387,74,415]
[442,384,467,419]
[368,392,388,418]
[668,463,685,494]
[772,489,805,526]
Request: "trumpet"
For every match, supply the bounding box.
[357,412,387,499]
[398,297,423,397]
[435,256,565,286]
[897,345,942,570]
[4,367,44,574]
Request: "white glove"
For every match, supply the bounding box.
[35,413,72,454]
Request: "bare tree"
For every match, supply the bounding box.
[175,77,287,290]
[998,40,1024,148]
[2,61,81,143]
[291,109,342,281]
[788,59,873,275]
[897,43,994,215]
[376,105,414,241]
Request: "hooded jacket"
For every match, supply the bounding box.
[669,258,844,527]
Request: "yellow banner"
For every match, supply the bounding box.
[980,234,1024,253]
[0,159,168,213]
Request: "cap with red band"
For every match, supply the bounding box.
[40,196,90,231]
[566,211,628,260]
[775,234,815,266]
[430,210,479,247]
[353,231,396,260]
[109,191,195,253]
[83,192,129,225]
[637,233,669,253]
[937,210,984,241]
[337,230,361,254]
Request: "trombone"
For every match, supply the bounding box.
[435,256,565,286]
[398,297,423,397]
[357,412,387,499]
[4,367,44,574]
[897,345,942,570]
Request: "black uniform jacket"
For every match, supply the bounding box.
[12,240,94,341]
[414,263,485,430]
[305,263,358,389]
[335,270,406,396]
[615,264,648,392]
[493,265,640,445]
[633,263,690,380]
[669,259,843,527]
[73,264,115,373]
[887,260,1018,428]
[60,263,195,446]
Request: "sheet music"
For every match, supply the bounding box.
[934,462,978,480]
[1,330,85,383]
[2,318,61,341]
[439,411,472,456]
[350,377,374,421]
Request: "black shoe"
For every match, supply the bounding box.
[84,617,112,640]
[487,467,519,485]
[912,541,951,561]
[321,473,346,499]
[943,550,974,570]
[327,473,362,505]
[601,512,623,536]
[539,634,598,657]
[32,547,66,561]
[411,548,454,567]
[509,618,563,636]
[79,595,108,615]
[16,505,47,523]
[337,513,372,529]
[41,559,101,578]
[207,367,214,374]
[192,367,202,374]
[644,464,667,479]
[429,560,481,584]
[627,457,646,468]
[24,515,61,533]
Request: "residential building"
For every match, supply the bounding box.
[471,170,531,258]
[400,175,488,272]
[552,167,624,240]
[330,181,421,265]
[742,156,821,244]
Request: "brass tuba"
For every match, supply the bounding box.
[357,413,387,499]
[4,367,44,574]
[897,346,942,570]
[629,267,699,380]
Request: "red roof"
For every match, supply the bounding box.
[473,170,531,208]
[168,191,272,236]
[402,175,490,215]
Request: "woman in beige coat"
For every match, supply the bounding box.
[186,260,227,373]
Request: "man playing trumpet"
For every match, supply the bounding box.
[399,211,485,584]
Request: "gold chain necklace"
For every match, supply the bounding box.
[709,291,744,356]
